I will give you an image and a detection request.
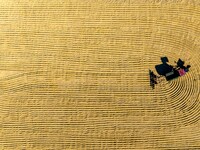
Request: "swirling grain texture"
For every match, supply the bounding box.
[0,0,200,149]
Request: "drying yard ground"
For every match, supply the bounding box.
[0,0,200,149]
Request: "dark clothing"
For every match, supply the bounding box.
[165,69,180,81]
[155,63,173,76]
[177,59,185,68]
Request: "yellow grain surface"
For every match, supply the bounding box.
[0,0,200,149]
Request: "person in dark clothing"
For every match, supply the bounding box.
[175,58,186,69]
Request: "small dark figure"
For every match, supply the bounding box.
[176,58,185,68]
[149,70,158,89]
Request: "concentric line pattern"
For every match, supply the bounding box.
[0,0,200,150]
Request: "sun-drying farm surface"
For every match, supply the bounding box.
[0,0,200,149]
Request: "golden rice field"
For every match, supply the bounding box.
[0,0,200,149]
